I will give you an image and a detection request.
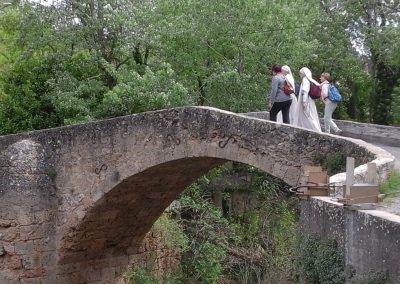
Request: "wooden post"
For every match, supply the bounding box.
[367,162,377,185]
[345,157,355,199]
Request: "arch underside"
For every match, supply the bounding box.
[59,157,228,264]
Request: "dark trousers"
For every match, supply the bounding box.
[269,100,292,124]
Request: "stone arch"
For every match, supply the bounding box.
[51,108,374,283]
[0,107,377,282]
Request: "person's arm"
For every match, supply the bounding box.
[301,78,310,104]
[269,76,279,104]
[301,78,311,117]
[320,83,329,105]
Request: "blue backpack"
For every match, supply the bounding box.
[328,84,342,103]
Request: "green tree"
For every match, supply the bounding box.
[0,0,191,133]
[342,0,400,124]
[177,165,298,283]
[0,1,21,96]
[156,0,321,112]
[303,0,369,121]
[392,81,400,126]
[2,0,399,133]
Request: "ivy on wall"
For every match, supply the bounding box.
[293,234,345,284]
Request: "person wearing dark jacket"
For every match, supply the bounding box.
[267,64,292,123]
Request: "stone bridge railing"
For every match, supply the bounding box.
[336,120,400,147]
[243,111,396,185]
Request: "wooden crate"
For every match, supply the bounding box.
[301,166,328,183]
[308,172,329,184]
[341,184,379,205]
[299,166,330,196]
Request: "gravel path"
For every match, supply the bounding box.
[372,143,400,215]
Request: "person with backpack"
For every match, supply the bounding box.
[267,64,292,124]
[293,67,321,132]
[320,72,342,134]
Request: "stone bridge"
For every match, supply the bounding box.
[0,106,395,283]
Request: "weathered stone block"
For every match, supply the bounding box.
[14,240,34,255]
[8,255,23,270]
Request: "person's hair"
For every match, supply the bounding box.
[321,72,331,81]
[271,64,281,73]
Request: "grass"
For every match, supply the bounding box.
[380,171,400,203]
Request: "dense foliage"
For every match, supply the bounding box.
[294,234,345,284]
[127,164,299,283]
[1,0,400,134]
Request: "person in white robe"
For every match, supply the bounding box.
[293,67,322,132]
[277,65,298,124]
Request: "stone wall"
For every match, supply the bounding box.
[336,120,400,147]
[55,227,180,284]
[300,197,400,283]
[116,228,181,283]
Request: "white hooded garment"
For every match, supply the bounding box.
[293,67,321,132]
